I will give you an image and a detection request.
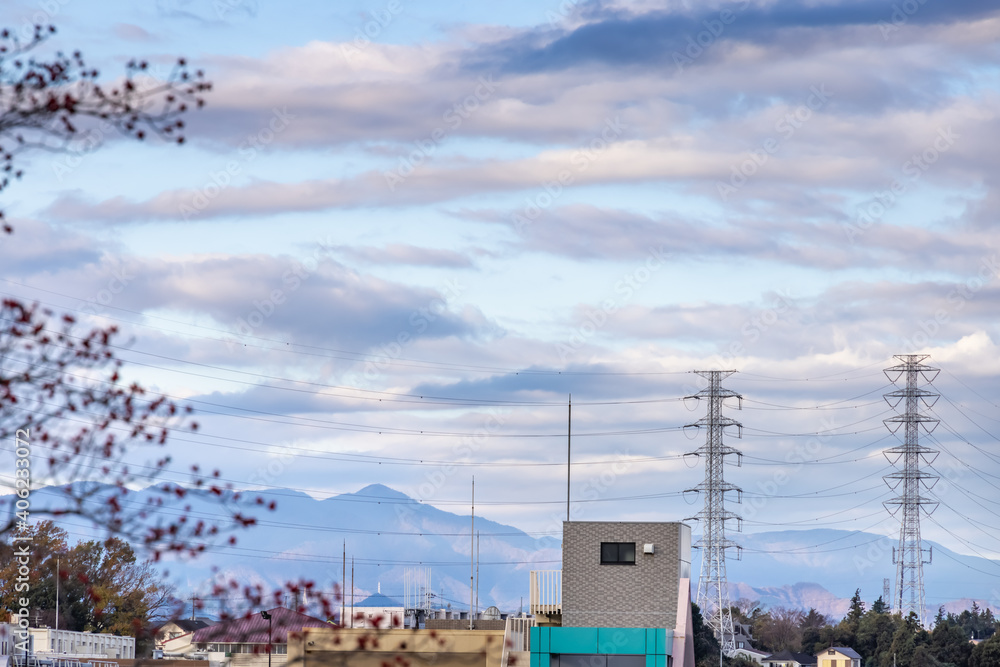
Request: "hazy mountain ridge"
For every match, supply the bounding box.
[12,483,999,619]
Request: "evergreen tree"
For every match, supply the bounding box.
[847,589,867,625]
[693,603,722,667]
[833,589,867,652]
[800,608,829,656]
[929,618,973,667]
[856,606,899,667]
[970,632,1000,667]
[887,613,930,667]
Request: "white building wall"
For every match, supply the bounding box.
[0,623,22,656]
[27,628,135,659]
[352,606,405,630]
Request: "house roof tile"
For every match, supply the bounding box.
[192,607,329,645]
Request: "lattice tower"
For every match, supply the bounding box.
[882,355,939,625]
[685,370,743,656]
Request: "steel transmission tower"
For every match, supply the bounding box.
[882,355,939,625]
[685,370,743,656]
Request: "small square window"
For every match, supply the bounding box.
[600,542,636,564]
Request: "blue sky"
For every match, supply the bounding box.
[2,0,1000,606]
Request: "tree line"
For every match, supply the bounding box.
[693,591,1000,667]
[0,521,173,653]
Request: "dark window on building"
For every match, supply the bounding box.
[551,655,645,667]
[600,542,636,564]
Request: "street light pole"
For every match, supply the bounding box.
[260,610,272,667]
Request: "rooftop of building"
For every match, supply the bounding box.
[192,607,329,645]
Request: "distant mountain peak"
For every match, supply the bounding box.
[348,483,414,501]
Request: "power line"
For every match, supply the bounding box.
[0,285,694,378]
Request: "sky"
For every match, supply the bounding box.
[1,0,1000,606]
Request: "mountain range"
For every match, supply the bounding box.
[13,483,1000,620]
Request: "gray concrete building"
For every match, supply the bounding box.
[561,521,692,629]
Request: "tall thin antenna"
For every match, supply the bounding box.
[685,370,742,657]
[351,557,355,629]
[342,541,346,626]
[883,354,939,625]
[475,531,480,619]
[470,476,475,631]
[55,558,59,632]
[567,394,572,522]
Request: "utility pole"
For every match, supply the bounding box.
[883,354,939,625]
[685,370,743,657]
[260,610,272,667]
[55,558,59,632]
[470,477,475,631]
[475,531,480,619]
[342,541,346,627]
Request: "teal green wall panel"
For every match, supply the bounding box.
[550,627,599,653]
[535,626,672,667]
[597,628,646,654]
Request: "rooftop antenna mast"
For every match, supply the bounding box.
[470,476,475,631]
[567,394,571,521]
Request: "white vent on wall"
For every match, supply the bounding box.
[643,543,655,554]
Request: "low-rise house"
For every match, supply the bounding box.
[733,622,755,651]
[155,619,211,655]
[764,650,817,667]
[816,647,861,667]
[731,646,769,665]
[26,627,135,659]
[2,616,137,660]
[192,607,329,667]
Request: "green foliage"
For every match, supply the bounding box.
[848,589,867,625]
[970,632,1000,667]
[0,521,172,636]
[801,608,830,655]
[886,612,929,667]
[694,597,993,667]
[950,603,997,642]
[856,606,897,667]
[930,620,973,667]
[693,603,722,667]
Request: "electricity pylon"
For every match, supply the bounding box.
[882,354,939,626]
[686,370,743,656]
